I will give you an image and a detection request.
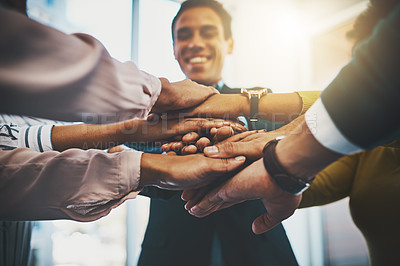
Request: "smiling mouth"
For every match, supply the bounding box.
[186,56,210,64]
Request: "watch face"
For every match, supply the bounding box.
[249,89,268,98]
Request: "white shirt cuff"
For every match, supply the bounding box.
[305,98,363,154]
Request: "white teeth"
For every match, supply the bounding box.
[189,57,207,63]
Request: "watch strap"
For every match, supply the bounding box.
[262,139,314,195]
[249,96,259,122]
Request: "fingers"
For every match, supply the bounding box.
[108,145,130,153]
[181,189,197,201]
[181,145,198,155]
[182,132,200,143]
[252,193,301,234]
[195,137,211,151]
[187,188,225,217]
[180,119,246,134]
[209,156,246,174]
[204,142,251,159]
[182,187,209,210]
[218,130,258,144]
[161,142,183,153]
[252,212,282,235]
[211,126,234,143]
[187,172,245,217]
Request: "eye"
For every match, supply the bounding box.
[177,28,193,41]
[201,26,219,39]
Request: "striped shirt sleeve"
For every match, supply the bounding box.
[0,124,54,152]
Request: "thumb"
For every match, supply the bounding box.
[252,212,281,234]
[204,142,249,158]
[208,156,246,174]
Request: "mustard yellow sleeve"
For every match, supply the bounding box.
[299,152,360,208]
[295,91,322,115]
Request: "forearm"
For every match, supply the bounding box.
[0,148,141,221]
[0,7,161,123]
[223,92,318,124]
[257,93,303,123]
[51,118,240,151]
[51,121,141,151]
[275,116,342,180]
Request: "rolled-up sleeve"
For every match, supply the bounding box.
[0,7,161,123]
[0,148,143,222]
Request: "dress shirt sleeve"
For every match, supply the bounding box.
[0,148,143,221]
[0,7,161,123]
[306,4,400,153]
[299,152,359,208]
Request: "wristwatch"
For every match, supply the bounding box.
[262,137,314,195]
[241,88,269,122]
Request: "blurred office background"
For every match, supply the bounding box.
[26,0,369,265]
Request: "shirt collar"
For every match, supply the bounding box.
[214,80,225,92]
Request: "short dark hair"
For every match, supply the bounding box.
[172,0,232,41]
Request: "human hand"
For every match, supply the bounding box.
[129,118,245,143]
[151,78,218,113]
[203,130,282,162]
[139,153,246,190]
[164,94,247,120]
[108,144,131,153]
[161,126,241,155]
[182,158,301,234]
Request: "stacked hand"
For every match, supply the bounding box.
[182,158,301,234]
[161,126,242,155]
[144,77,303,233]
[151,78,219,113]
[160,127,303,234]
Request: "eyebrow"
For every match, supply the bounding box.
[201,25,219,31]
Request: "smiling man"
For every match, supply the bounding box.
[172,4,233,86]
[138,1,298,266]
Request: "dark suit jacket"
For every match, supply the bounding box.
[138,85,297,266]
[321,4,400,149]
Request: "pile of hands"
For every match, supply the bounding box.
[117,78,302,234]
[161,124,301,234]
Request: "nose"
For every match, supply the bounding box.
[188,32,205,50]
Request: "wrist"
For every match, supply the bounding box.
[139,153,168,188]
[240,88,269,123]
[235,94,249,116]
[275,118,341,179]
[263,137,313,195]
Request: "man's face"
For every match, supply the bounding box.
[173,7,233,86]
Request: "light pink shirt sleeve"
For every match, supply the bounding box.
[0,148,143,222]
[0,7,161,123]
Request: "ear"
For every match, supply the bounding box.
[227,37,234,54]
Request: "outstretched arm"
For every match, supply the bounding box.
[51,118,245,151]
[0,143,246,221]
[0,7,217,123]
[165,91,320,124]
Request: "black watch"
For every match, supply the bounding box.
[262,137,314,195]
[241,88,268,122]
